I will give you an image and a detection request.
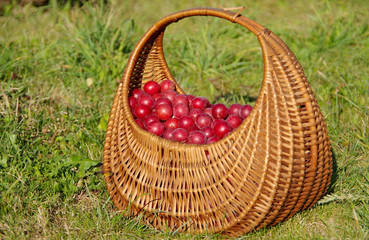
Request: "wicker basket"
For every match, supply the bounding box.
[103,8,332,236]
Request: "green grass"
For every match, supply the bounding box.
[1,0,369,239]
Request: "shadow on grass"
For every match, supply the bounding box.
[326,149,338,195]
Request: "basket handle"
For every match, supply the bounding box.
[221,6,246,21]
[121,7,318,171]
[122,7,268,96]
[126,8,266,66]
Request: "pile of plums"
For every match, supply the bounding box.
[129,80,252,144]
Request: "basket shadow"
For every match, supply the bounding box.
[326,149,338,195]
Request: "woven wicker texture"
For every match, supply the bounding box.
[103,8,332,236]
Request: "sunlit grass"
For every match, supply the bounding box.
[1,0,368,239]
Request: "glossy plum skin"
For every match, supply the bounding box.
[173,103,189,118]
[172,128,188,142]
[228,103,242,116]
[155,97,172,107]
[135,119,145,129]
[207,136,220,144]
[134,105,151,120]
[163,128,174,140]
[160,80,176,92]
[189,109,202,120]
[129,80,253,144]
[211,119,226,129]
[191,97,207,110]
[173,94,189,106]
[178,116,195,130]
[131,89,145,99]
[144,81,161,95]
[146,122,165,136]
[129,96,138,109]
[201,126,215,138]
[153,93,165,101]
[164,118,179,129]
[227,114,243,129]
[156,104,173,121]
[240,104,253,119]
[144,114,160,128]
[195,113,213,129]
[212,103,228,119]
[188,130,207,144]
[138,94,155,109]
[203,108,212,116]
[213,121,232,138]
[162,90,176,102]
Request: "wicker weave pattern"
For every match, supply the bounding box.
[103,8,332,236]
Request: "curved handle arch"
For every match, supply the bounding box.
[121,7,266,92]
[120,7,318,172]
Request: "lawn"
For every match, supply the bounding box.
[1,0,368,239]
